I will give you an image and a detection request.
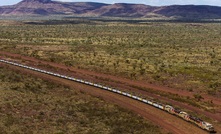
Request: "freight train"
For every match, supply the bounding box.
[0,59,215,132]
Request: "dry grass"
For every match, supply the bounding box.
[0,67,164,134]
[0,19,220,108]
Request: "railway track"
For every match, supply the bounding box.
[0,59,215,133]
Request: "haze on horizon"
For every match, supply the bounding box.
[1,0,221,7]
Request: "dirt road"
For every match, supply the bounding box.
[1,51,221,121]
[0,62,208,134]
[0,51,220,106]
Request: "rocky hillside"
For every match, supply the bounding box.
[0,0,108,15]
[1,0,221,19]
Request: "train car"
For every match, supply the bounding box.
[142,99,148,103]
[126,93,132,97]
[178,111,190,121]
[173,108,181,116]
[189,116,203,128]
[165,105,175,114]
[153,102,159,108]
[132,95,138,99]
[158,103,165,110]
[80,80,85,83]
[97,84,103,88]
[122,92,127,96]
[76,79,81,82]
[147,100,153,105]
[49,72,53,74]
[112,89,117,92]
[84,81,90,85]
[103,86,108,90]
[117,90,122,94]
[115,90,119,93]
[201,122,214,132]
[38,69,42,72]
[189,115,198,124]
[88,82,93,85]
[189,116,213,131]
[137,97,142,101]
[107,87,112,91]
[93,83,98,86]
[48,72,53,75]
[69,77,75,81]
[153,102,164,110]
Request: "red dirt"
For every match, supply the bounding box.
[1,51,221,133]
[1,52,221,112]
[0,62,209,134]
[0,51,220,106]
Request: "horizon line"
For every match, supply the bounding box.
[0,0,221,7]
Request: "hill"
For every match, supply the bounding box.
[1,0,221,19]
[0,0,108,15]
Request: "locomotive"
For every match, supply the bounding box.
[164,105,214,131]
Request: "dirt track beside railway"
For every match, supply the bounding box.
[0,51,220,105]
[1,51,221,118]
[1,51,221,133]
[0,62,208,134]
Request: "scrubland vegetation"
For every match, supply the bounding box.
[0,66,163,134]
[0,19,220,96]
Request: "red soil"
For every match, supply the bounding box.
[1,51,221,133]
[0,62,209,134]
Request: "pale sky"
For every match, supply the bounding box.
[1,0,221,6]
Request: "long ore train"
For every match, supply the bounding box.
[0,59,215,132]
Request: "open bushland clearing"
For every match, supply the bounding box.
[0,19,221,133]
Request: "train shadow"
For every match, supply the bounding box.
[210,130,217,134]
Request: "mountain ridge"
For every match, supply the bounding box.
[1,0,221,19]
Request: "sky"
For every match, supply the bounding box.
[0,0,221,6]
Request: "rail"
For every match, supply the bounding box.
[0,59,215,132]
